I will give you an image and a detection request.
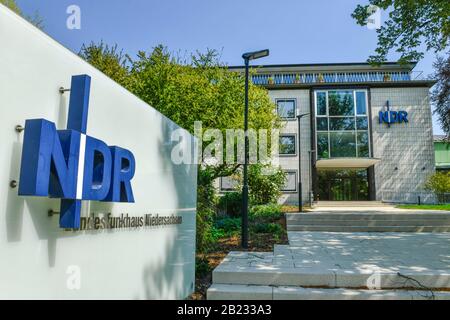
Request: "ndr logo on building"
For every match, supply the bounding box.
[379,101,408,127]
[18,75,136,229]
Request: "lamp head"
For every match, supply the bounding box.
[297,112,310,119]
[242,49,270,61]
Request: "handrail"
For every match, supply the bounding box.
[251,71,424,85]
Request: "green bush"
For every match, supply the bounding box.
[250,204,283,222]
[196,209,214,253]
[217,192,242,217]
[248,164,287,205]
[214,217,241,233]
[425,172,450,203]
[196,169,218,253]
[210,217,241,240]
[251,222,284,235]
[196,256,211,277]
[210,226,227,240]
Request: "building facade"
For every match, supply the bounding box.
[434,135,450,172]
[223,62,436,204]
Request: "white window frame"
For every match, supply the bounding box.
[279,134,297,156]
[314,89,371,159]
[281,170,298,193]
[276,98,297,120]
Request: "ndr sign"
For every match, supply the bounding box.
[379,100,408,127]
[18,75,136,229]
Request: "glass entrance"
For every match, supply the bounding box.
[318,169,369,201]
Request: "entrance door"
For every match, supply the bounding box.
[318,169,369,201]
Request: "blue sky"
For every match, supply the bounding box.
[16,0,444,134]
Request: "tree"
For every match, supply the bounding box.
[425,171,450,203]
[1,0,44,29]
[81,43,280,177]
[79,43,280,252]
[432,54,450,136]
[352,0,449,64]
[1,0,20,14]
[352,0,450,136]
[79,42,131,87]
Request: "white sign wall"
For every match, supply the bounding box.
[0,4,197,299]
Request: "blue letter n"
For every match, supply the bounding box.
[18,119,80,199]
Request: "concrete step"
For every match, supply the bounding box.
[286,219,450,227]
[314,201,390,207]
[287,225,450,232]
[286,212,450,232]
[212,263,450,289]
[207,284,450,300]
[286,213,450,221]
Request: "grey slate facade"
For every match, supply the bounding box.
[223,62,436,204]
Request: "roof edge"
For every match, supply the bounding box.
[228,61,418,71]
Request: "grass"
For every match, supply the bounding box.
[281,205,313,213]
[396,204,450,211]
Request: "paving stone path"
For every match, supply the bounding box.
[214,232,450,289]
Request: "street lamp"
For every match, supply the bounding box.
[241,49,269,249]
[297,112,310,212]
[308,150,316,207]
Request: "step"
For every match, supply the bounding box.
[286,213,450,221]
[314,201,390,207]
[212,263,450,289]
[207,284,450,300]
[286,225,450,232]
[286,219,450,227]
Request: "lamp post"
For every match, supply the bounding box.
[308,150,316,207]
[241,49,269,249]
[297,113,310,212]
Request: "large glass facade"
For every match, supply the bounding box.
[315,90,370,159]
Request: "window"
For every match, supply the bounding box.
[316,118,328,131]
[356,117,368,130]
[220,176,238,192]
[279,135,296,155]
[317,132,329,159]
[282,171,297,192]
[330,132,357,157]
[316,92,327,115]
[328,91,354,116]
[315,90,370,159]
[357,132,370,157]
[329,117,355,131]
[356,91,367,115]
[277,99,296,119]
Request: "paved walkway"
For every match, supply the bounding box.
[287,232,450,274]
[214,232,450,289]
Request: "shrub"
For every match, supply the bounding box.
[210,226,227,240]
[196,256,211,277]
[251,222,284,235]
[196,169,218,253]
[217,192,242,217]
[425,172,450,203]
[214,217,241,234]
[250,204,283,222]
[248,164,286,205]
[196,209,214,253]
